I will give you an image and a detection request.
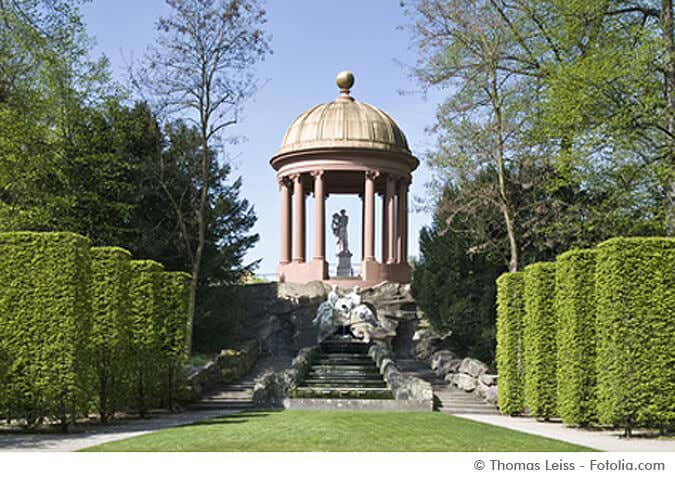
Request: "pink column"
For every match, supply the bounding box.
[279,176,292,264]
[292,173,305,262]
[381,191,388,262]
[363,170,377,261]
[312,170,325,260]
[386,175,396,263]
[398,177,409,264]
[360,194,365,260]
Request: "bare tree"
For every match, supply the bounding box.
[404,0,539,272]
[136,0,270,351]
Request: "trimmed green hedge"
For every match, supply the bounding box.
[128,260,165,416]
[90,246,132,422]
[496,272,526,416]
[158,271,191,410]
[595,237,675,433]
[555,249,597,426]
[0,232,198,426]
[523,262,558,419]
[0,232,92,429]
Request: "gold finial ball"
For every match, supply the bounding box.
[336,71,355,90]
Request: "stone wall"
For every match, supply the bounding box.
[237,281,328,356]
[369,343,434,411]
[188,339,260,399]
[251,346,318,408]
[414,325,498,406]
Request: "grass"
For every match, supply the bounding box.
[83,410,594,452]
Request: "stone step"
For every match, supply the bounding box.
[393,357,499,415]
[311,364,379,371]
[308,372,383,380]
[316,358,375,365]
[439,406,499,413]
[321,353,372,359]
[293,387,394,400]
[320,346,370,354]
[190,400,253,410]
[303,380,386,388]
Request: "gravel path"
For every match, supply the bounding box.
[456,414,675,452]
[0,409,237,452]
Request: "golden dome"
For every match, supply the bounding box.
[275,72,411,157]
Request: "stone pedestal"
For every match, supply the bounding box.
[336,251,353,277]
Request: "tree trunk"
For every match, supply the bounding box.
[186,128,210,354]
[662,0,675,235]
[492,70,519,272]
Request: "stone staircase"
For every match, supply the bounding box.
[292,335,393,400]
[189,355,291,411]
[189,379,255,410]
[396,359,499,415]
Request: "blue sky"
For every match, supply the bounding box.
[81,0,444,276]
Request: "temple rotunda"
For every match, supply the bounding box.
[271,72,418,286]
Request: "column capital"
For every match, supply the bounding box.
[399,175,412,186]
[289,173,303,182]
[277,175,292,188]
[365,169,380,180]
[310,170,324,179]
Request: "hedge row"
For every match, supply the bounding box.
[90,247,132,422]
[555,249,597,426]
[159,271,192,411]
[496,237,674,433]
[0,232,91,430]
[495,272,525,415]
[523,262,558,420]
[0,232,191,428]
[595,238,674,433]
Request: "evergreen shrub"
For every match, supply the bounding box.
[158,271,191,409]
[523,262,558,419]
[128,259,164,416]
[90,246,132,421]
[0,232,92,429]
[554,249,597,426]
[496,272,525,415]
[595,237,675,433]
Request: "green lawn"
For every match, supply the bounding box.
[83,410,594,452]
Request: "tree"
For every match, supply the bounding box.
[405,0,549,272]
[157,120,260,352]
[412,186,504,363]
[136,0,270,351]
[486,0,673,234]
[404,0,669,276]
[0,0,128,237]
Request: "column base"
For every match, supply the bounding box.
[278,259,328,283]
[360,259,411,284]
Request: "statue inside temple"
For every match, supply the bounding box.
[331,209,353,277]
[331,209,349,253]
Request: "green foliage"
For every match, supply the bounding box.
[193,284,245,353]
[0,232,92,428]
[89,246,132,422]
[412,191,504,363]
[595,237,675,432]
[554,249,597,426]
[496,272,525,416]
[128,260,165,416]
[523,262,558,419]
[158,271,191,409]
[1,2,260,355]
